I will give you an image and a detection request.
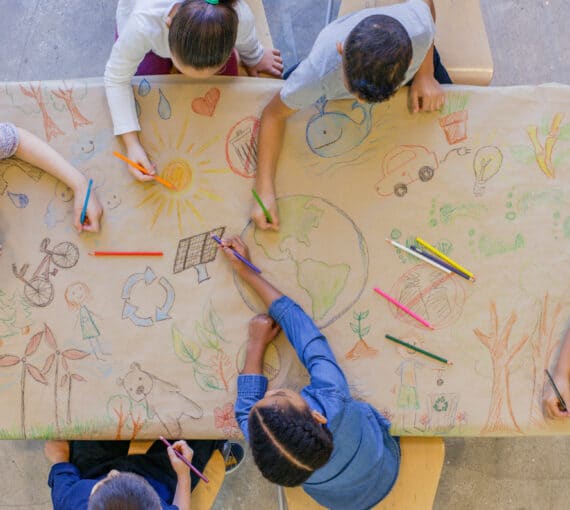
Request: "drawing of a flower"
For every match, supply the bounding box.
[214,402,240,437]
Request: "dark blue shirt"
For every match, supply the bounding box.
[48,462,177,509]
[235,296,400,510]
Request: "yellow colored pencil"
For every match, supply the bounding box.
[415,237,475,279]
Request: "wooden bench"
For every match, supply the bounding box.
[284,437,445,510]
[338,0,494,85]
[128,441,225,510]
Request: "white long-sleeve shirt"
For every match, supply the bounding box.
[105,0,264,135]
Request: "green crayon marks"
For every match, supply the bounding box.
[564,216,570,239]
[428,199,487,227]
[478,233,525,257]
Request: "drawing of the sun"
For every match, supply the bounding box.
[138,119,230,233]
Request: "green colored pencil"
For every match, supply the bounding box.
[385,334,452,365]
[251,189,272,223]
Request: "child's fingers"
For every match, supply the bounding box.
[409,90,420,113]
[173,440,194,462]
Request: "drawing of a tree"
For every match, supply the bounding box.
[528,294,562,427]
[107,394,146,440]
[40,324,90,431]
[474,302,529,434]
[0,328,48,438]
[345,310,377,360]
[172,305,236,391]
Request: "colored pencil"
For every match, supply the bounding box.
[113,151,175,189]
[373,287,434,329]
[386,239,451,275]
[544,369,568,412]
[211,235,262,274]
[80,178,93,225]
[385,334,452,365]
[89,251,163,256]
[409,246,474,282]
[251,189,273,223]
[415,237,475,279]
[159,436,209,483]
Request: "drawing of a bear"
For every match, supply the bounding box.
[117,362,203,437]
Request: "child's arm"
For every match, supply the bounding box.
[544,328,570,419]
[251,93,297,231]
[45,440,85,510]
[409,0,445,113]
[13,127,103,232]
[166,440,194,510]
[234,1,283,77]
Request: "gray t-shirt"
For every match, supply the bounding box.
[281,0,435,110]
[0,122,19,160]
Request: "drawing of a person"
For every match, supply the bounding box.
[394,339,425,432]
[65,282,108,360]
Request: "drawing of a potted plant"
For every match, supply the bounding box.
[345,310,377,360]
[439,93,469,145]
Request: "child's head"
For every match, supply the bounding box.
[64,281,90,309]
[248,388,333,486]
[342,15,412,103]
[168,0,238,77]
[88,470,161,510]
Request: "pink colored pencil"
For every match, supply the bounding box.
[373,287,434,330]
[159,436,209,483]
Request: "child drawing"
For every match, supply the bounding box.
[394,337,425,432]
[65,282,109,360]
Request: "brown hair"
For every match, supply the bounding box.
[168,0,238,70]
[88,472,162,510]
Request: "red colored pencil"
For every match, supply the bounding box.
[159,436,209,483]
[89,251,163,256]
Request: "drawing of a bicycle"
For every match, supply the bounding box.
[12,238,79,307]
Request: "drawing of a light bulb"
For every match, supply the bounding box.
[473,146,503,196]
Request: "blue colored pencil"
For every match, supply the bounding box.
[410,245,474,282]
[80,178,93,225]
[211,235,262,274]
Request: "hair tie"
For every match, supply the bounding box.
[205,0,219,4]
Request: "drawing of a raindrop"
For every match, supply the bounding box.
[158,89,171,120]
[8,191,29,208]
[138,78,151,96]
[135,97,141,118]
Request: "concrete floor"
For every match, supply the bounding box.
[1,1,570,509]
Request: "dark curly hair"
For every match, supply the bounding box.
[168,0,238,69]
[343,15,412,103]
[248,402,334,486]
[88,472,161,510]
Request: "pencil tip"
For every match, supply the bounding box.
[448,361,454,366]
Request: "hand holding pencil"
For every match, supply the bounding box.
[73,178,102,233]
[163,439,196,477]
[251,189,280,231]
[119,136,157,182]
[543,369,570,419]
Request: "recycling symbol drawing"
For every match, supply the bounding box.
[121,267,175,327]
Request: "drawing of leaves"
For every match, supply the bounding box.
[196,320,219,350]
[71,373,86,382]
[360,326,371,337]
[0,355,20,366]
[559,123,570,141]
[172,325,201,362]
[350,322,360,334]
[41,353,56,375]
[43,324,57,349]
[195,370,223,391]
[26,364,48,385]
[60,374,68,387]
[62,349,89,360]
[25,332,43,356]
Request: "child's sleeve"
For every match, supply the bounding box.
[235,374,268,440]
[0,122,19,160]
[47,463,91,509]
[104,14,153,135]
[234,0,264,67]
[269,296,350,396]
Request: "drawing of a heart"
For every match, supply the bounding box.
[191,87,221,117]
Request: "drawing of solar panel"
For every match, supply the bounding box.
[173,226,225,283]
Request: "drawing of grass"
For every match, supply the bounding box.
[440,93,469,116]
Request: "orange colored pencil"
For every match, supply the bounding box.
[113,151,175,189]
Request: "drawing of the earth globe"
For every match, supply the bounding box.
[237,195,368,328]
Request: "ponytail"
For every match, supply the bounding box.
[168,0,239,70]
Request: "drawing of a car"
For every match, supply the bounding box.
[375,145,439,198]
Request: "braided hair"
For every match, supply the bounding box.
[168,0,238,69]
[248,401,334,486]
[343,15,412,103]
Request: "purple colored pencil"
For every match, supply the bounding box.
[159,436,209,483]
[211,234,262,273]
[410,245,473,281]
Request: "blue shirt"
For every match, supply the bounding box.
[235,296,400,510]
[48,462,177,509]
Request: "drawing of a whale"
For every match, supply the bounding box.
[306,97,374,158]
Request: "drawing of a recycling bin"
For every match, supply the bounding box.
[376,145,438,198]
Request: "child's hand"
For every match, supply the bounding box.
[408,74,445,113]
[73,180,103,233]
[218,235,252,273]
[44,440,70,464]
[245,48,284,78]
[125,139,156,182]
[166,440,194,477]
[543,372,570,419]
[248,313,280,349]
[251,191,280,231]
